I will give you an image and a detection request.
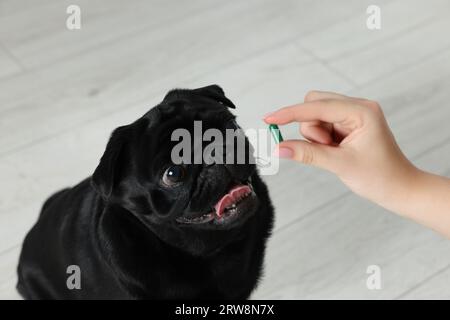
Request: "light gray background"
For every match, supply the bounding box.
[1,0,450,299]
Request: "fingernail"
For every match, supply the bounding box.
[274,147,294,159]
[263,111,275,120]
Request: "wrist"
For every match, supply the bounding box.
[393,169,450,238]
[377,162,423,217]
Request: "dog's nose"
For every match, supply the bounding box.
[223,142,256,182]
[201,140,256,182]
[224,163,255,183]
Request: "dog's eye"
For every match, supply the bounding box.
[162,166,186,186]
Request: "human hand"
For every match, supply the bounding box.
[264,91,420,207]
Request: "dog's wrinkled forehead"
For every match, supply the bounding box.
[159,84,235,115]
[137,85,238,169]
[139,85,237,146]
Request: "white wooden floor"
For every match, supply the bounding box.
[1,0,450,299]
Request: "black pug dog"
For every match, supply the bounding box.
[17,85,274,299]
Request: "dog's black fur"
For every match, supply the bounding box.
[17,85,274,299]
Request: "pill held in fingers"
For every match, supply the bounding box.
[269,124,283,144]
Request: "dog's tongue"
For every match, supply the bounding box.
[214,185,251,217]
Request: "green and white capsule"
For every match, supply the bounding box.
[269,124,283,144]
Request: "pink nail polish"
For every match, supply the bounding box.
[274,147,293,159]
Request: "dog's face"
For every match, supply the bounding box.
[92,85,267,255]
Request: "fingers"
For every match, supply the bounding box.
[305,90,370,104]
[304,90,350,102]
[264,90,378,173]
[264,98,362,125]
[300,122,333,144]
[275,140,343,173]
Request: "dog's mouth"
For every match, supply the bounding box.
[176,179,257,226]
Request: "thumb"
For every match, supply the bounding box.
[275,140,343,174]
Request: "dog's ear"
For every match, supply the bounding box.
[92,125,131,200]
[193,84,236,109]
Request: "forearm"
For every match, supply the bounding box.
[383,168,450,239]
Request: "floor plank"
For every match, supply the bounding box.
[0,46,21,79]
[331,15,450,86]
[397,264,450,299]
[300,0,448,61]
